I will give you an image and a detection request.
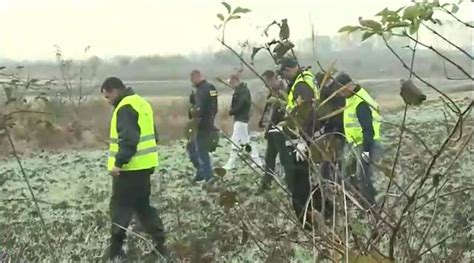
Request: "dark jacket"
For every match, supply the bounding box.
[112,88,158,171]
[287,72,317,139]
[321,80,345,135]
[195,80,218,131]
[188,91,196,119]
[352,85,375,152]
[259,83,287,133]
[229,82,251,123]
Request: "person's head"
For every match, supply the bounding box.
[314,71,325,87]
[190,69,204,87]
[262,70,280,91]
[335,72,356,97]
[315,71,336,89]
[279,57,299,81]
[101,77,126,105]
[228,74,241,89]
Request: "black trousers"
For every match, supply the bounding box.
[262,131,293,188]
[286,147,333,227]
[109,170,165,254]
[262,132,333,226]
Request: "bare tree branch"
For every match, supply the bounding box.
[440,7,474,28]
[387,101,472,259]
[4,127,56,259]
[442,60,471,80]
[382,36,461,114]
[423,23,473,60]
[418,224,473,258]
[402,33,473,80]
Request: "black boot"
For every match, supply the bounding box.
[152,237,170,258]
[109,235,126,260]
[154,243,170,259]
[259,173,272,192]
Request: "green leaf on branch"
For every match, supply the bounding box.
[362,31,376,41]
[227,15,241,22]
[359,18,382,31]
[403,5,420,20]
[377,7,404,18]
[384,15,402,24]
[451,4,459,13]
[395,6,405,13]
[221,2,232,14]
[217,13,225,21]
[338,25,362,34]
[387,21,410,30]
[409,20,421,34]
[376,8,390,17]
[233,7,251,14]
[421,9,434,20]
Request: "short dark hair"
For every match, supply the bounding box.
[314,71,325,87]
[279,56,298,71]
[335,71,353,86]
[101,77,126,92]
[262,70,276,79]
[191,69,201,77]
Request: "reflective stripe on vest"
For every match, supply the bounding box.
[108,94,159,171]
[343,87,381,145]
[286,70,320,111]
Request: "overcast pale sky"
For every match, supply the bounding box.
[0,0,472,60]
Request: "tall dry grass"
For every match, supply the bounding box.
[0,93,267,156]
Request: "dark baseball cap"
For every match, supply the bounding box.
[335,71,353,85]
[279,56,298,72]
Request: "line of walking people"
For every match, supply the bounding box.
[101,57,383,259]
[185,57,383,226]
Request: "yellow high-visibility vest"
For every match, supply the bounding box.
[108,94,159,171]
[286,70,319,111]
[343,87,381,145]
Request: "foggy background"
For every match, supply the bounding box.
[0,0,472,98]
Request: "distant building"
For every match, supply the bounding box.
[296,35,333,55]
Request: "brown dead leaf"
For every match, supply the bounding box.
[218,190,238,210]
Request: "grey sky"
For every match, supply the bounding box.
[0,0,472,60]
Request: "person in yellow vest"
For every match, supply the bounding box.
[279,57,333,226]
[336,72,382,207]
[101,77,169,260]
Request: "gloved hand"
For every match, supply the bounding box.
[294,140,308,162]
[361,151,370,163]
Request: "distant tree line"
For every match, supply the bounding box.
[0,33,471,82]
